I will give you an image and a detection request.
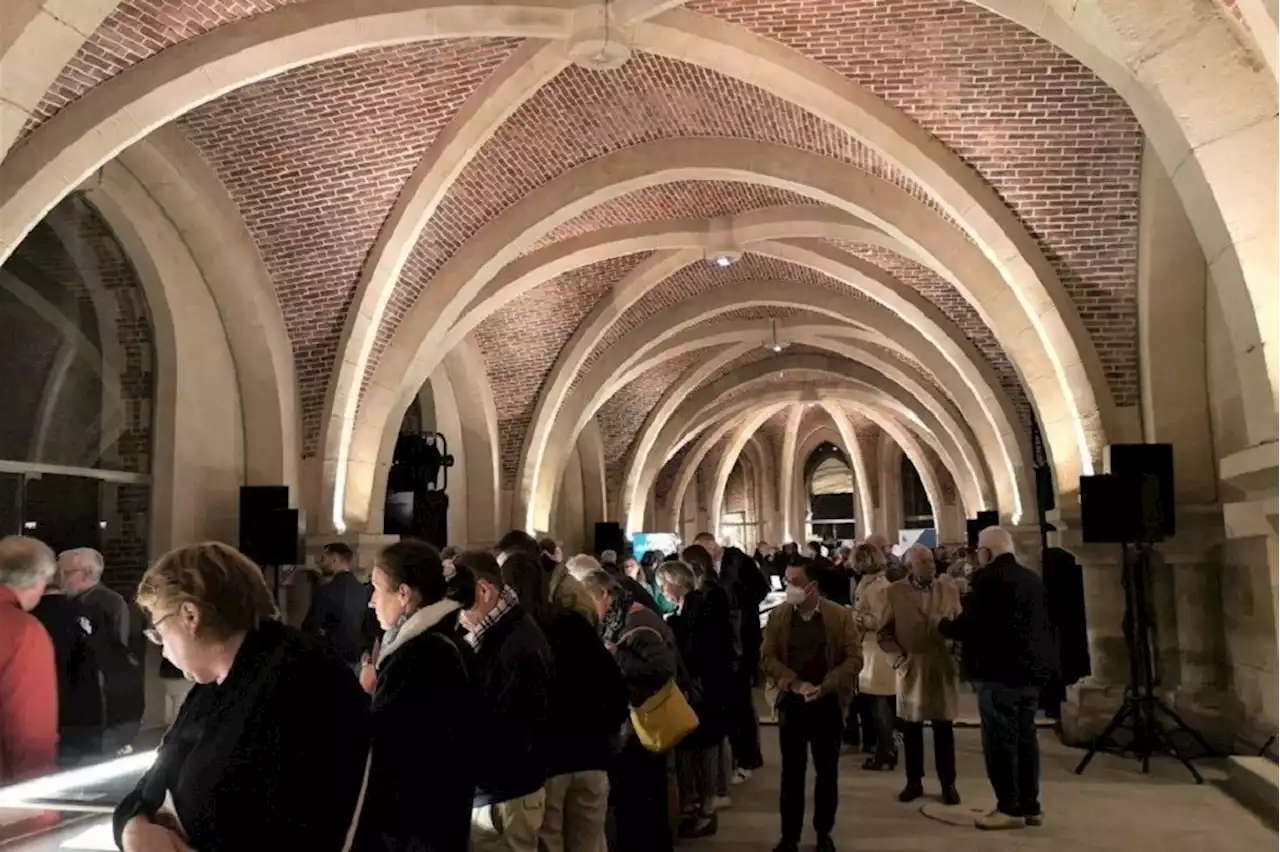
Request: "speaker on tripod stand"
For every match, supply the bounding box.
[1072,444,1218,783]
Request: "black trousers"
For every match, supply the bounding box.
[778,694,843,844]
[729,668,763,770]
[901,720,956,785]
[611,736,673,852]
[978,683,1041,817]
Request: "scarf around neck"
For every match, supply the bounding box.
[377,598,461,668]
[600,585,637,644]
[464,584,519,649]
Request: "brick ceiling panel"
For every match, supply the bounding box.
[596,349,708,499]
[180,39,517,455]
[654,440,695,507]
[382,50,953,362]
[579,253,871,379]
[531,181,825,250]
[835,241,1031,431]
[24,0,314,136]
[474,252,652,485]
[717,369,838,408]
[690,0,1143,408]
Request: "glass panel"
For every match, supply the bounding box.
[0,196,154,473]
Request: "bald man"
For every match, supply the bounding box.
[939,527,1056,830]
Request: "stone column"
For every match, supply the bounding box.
[1057,527,1131,744]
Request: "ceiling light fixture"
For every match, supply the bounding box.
[763,319,791,354]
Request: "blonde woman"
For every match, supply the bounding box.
[113,542,369,852]
[852,543,898,771]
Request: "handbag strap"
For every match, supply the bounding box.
[617,624,663,645]
[340,748,373,852]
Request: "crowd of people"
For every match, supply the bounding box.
[0,523,1057,852]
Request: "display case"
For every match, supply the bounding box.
[0,751,154,851]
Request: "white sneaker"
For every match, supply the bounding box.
[731,768,753,785]
[975,810,1026,831]
[712,795,733,811]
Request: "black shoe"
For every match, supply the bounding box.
[815,835,837,852]
[861,753,897,771]
[941,784,961,806]
[898,782,925,802]
[772,840,799,852]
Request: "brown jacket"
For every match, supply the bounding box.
[761,597,863,708]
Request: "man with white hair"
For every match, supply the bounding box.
[940,526,1056,831]
[59,547,130,646]
[0,535,59,782]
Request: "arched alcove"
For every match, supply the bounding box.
[804,441,857,541]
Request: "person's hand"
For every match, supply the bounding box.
[604,641,617,653]
[793,681,819,699]
[802,683,824,702]
[121,816,194,852]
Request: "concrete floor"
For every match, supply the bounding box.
[698,725,1276,852]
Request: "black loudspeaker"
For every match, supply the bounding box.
[1035,465,1056,513]
[1105,443,1175,539]
[594,522,624,556]
[1079,473,1168,544]
[966,510,1000,549]
[239,486,300,565]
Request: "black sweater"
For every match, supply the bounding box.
[535,607,628,776]
[113,621,369,851]
[302,570,372,665]
[471,605,555,806]
[940,554,1058,688]
[356,600,477,852]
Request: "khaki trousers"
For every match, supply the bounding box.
[470,788,546,852]
[539,770,608,852]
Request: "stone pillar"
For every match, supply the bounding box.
[1058,527,1131,744]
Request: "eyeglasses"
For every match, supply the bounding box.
[143,612,176,646]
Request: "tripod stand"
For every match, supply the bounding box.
[1073,542,1218,783]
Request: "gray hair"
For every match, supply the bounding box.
[655,560,696,590]
[578,569,619,600]
[977,525,1016,558]
[599,549,617,565]
[904,544,935,571]
[0,536,57,589]
[59,547,105,583]
[566,553,601,581]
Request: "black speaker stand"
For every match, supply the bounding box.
[1073,542,1218,783]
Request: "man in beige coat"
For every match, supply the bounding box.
[761,560,862,852]
[881,545,963,805]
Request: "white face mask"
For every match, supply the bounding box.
[784,585,808,606]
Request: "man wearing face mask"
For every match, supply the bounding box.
[760,560,862,852]
[451,551,556,852]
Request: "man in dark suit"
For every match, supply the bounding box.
[694,533,770,777]
[940,526,1057,831]
[302,542,371,676]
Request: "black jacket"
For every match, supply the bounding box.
[471,605,555,806]
[940,554,1058,688]
[303,570,372,665]
[605,566,663,617]
[113,621,369,851]
[357,600,477,852]
[613,605,678,708]
[535,606,628,776]
[667,588,735,748]
[32,593,102,732]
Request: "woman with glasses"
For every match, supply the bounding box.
[114,542,370,852]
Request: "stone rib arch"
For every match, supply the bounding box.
[707,407,790,540]
[347,139,1097,533]
[0,1,575,259]
[618,342,990,533]
[384,156,1054,534]
[671,375,962,539]
[779,406,806,542]
[113,126,300,492]
[818,401,882,539]
[531,274,1020,535]
[792,422,854,540]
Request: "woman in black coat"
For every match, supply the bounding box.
[114,543,369,852]
[356,540,478,852]
[658,560,736,838]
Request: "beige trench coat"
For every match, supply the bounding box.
[852,573,897,696]
[880,575,962,722]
